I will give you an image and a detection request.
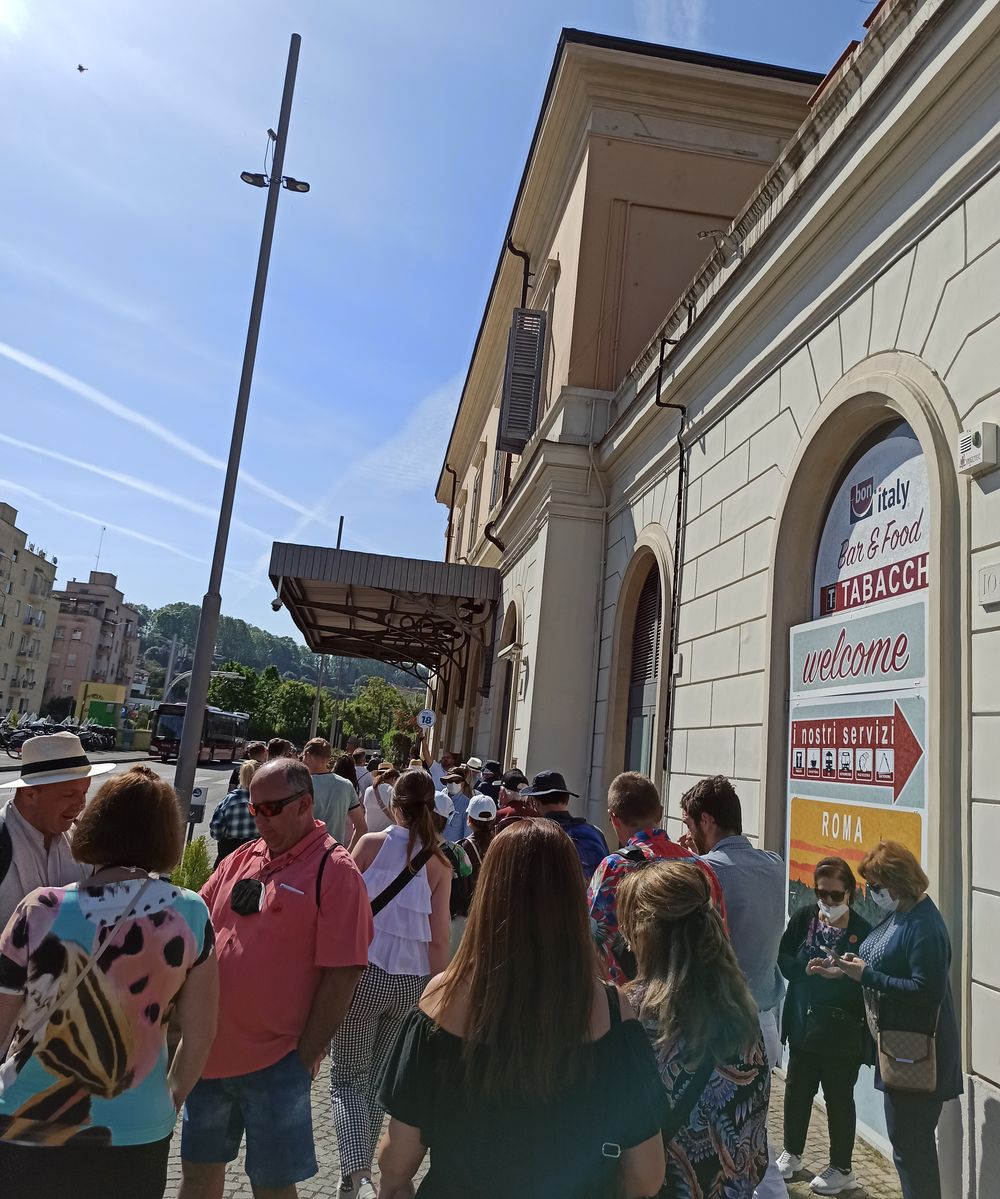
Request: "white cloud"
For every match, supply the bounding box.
[0,477,207,565]
[258,375,459,555]
[633,0,707,47]
[0,340,340,533]
[0,433,272,542]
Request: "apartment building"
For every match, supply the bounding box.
[0,504,58,717]
[44,571,140,708]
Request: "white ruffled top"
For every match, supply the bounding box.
[363,824,432,976]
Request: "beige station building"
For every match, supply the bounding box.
[272,0,1000,1185]
[0,504,58,717]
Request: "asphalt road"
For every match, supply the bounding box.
[0,751,236,841]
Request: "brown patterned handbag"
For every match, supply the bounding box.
[877,1023,937,1093]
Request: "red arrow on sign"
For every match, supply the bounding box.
[789,702,923,802]
[891,701,922,802]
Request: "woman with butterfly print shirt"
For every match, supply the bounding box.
[0,766,217,1199]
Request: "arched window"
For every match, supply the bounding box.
[625,565,662,775]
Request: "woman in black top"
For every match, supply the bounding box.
[376,818,666,1198]
[776,857,871,1195]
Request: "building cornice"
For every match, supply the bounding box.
[434,31,822,503]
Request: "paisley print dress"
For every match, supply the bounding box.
[0,879,213,1146]
[632,983,771,1199]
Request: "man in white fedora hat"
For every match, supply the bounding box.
[0,730,115,927]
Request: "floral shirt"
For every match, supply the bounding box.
[587,829,728,984]
[0,878,213,1146]
[647,1019,770,1199]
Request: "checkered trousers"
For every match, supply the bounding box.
[329,963,426,1175]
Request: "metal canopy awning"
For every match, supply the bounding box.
[269,543,502,698]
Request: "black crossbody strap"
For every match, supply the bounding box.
[371,846,434,915]
[661,1054,715,1146]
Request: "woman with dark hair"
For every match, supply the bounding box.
[330,769,452,1196]
[816,841,961,1199]
[0,765,218,1199]
[776,857,871,1194]
[617,858,769,1199]
[376,818,665,1199]
[333,753,360,794]
[363,764,400,834]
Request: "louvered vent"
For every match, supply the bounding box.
[629,568,662,686]
[497,308,547,455]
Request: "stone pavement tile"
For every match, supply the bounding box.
[768,1073,902,1199]
[164,1067,901,1197]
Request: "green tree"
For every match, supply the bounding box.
[269,680,319,744]
[207,661,258,715]
[343,677,420,745]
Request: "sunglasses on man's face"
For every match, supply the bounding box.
[247,789,306,819]
[815,888,847,903]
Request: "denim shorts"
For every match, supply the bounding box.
[181,1050,316,1188]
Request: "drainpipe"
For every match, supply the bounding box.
[483,521,506,553]
[444,464,458,561]
[506,237,532,308]
[654,336,687,775]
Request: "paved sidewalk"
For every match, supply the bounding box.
[163,1070,901,1197]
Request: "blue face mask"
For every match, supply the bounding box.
[868,885,899,912]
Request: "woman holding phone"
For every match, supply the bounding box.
[776,857,871,1195]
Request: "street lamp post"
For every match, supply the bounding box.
[174,32,305,819]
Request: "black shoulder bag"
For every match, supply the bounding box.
[370,846,434,916]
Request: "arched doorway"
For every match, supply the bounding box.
[757,347,964,935]
[495,603,519,766]
[624,564,662,776]
[604,532,671,795]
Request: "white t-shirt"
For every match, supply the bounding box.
[354,766,373,795]
[364,783,396,833]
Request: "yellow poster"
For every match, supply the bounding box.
[788,794,922,888]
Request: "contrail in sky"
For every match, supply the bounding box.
[0,341,335,531]
[0,478,208,564]
[0,432,271,542]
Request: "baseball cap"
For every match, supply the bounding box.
[433,790,455,819]
[483,760,502,775]
[501,769,528,791]
[468,795,498,822]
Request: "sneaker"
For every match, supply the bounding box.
[356,1180,377,1199]
[810,1165,857,1194]
[338,1180,353,1195]
[776,1150,802,1179]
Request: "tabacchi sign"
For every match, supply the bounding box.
[814,427,929,618]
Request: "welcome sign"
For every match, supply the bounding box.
[790,594,927,698]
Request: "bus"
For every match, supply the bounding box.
[149,703,250,764]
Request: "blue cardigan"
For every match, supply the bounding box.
[859,896,962,1100]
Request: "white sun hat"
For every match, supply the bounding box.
[6,731,116,789]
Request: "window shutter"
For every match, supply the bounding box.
[629,568,662,686]
[498,308,547,455]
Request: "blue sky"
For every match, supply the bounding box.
[0,0,867,637]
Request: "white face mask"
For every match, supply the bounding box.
[446,782,463,796]
[869,886,899,912]
[818,900,849,922]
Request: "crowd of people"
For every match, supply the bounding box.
[0,730,960,1199]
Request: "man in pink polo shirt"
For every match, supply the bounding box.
[179,758,373,1199]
